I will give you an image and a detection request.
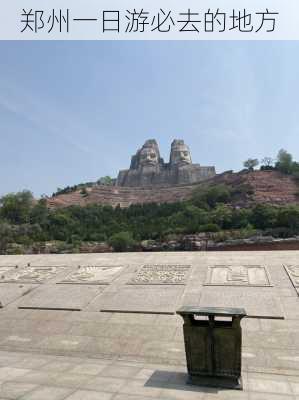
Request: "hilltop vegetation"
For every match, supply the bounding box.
[1,149,299,253]
[1,184,299,254]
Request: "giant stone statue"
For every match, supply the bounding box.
[116,139,216,187]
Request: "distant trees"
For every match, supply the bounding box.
[275,149,293,174]
[243,158,259,171]
[97,176,114,186]
[0,190,34,224]
[1,187,299,253]
[260,157,275,170]
[192,185,232,209]
[258,149,299,178]
[53,182,95,197]
[3,149,299,254]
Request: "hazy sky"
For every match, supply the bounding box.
[1,41,299,197]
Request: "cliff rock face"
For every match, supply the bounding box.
[116,139,216,187]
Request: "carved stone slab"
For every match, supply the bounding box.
[205,265,271,287]
[0,266,66,284]
[128,264,191,285]
[58,265,124,285]
[199,288,283,318]
[18,285,105,311]
[0,284,37,308]
[99,285,185,314]
[284,266,299,295]
[0,266,18,276]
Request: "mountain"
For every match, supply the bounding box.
[47,170,299,209]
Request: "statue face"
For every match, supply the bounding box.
[139,147,159,167]
[172,147,192,166]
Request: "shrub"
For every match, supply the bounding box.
[243,158,259,171]
[198,223,220,233]
[108,231,136,252]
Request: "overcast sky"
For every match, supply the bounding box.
[1,41,298,197]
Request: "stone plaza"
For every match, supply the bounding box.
[0,251,299,399]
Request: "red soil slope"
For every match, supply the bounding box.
[47,170,299,209]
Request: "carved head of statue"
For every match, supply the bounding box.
[170,139,192,166]
[136,139,161,169]
[139,147,159,167]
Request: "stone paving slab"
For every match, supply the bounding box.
[0,350,298,399]
[99,285,186,314]
[284,266,299,295]
[199,287,284,319]
[0,265,18,274]
[17,285,105,311]
[0,284,37,308]
[0,251,299,383]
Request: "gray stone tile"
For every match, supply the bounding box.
[290,381,299,395]
[109,313,157,325]
[134,368,172,382]
[65,311,112,323]
[68,363,107,376]
[50,373,92,389]
[0,284,38,307]
[113,395,163,400]
[10,357,50,370]
[40,361,74,372]
[64,389,113,400]
[19,385,74,400]
[37,335,92,352]
[0,381,39,399]
[203,391,249,399]
[249,393,295,399]
[0,367,31,380]
[18,285,104,311]
[68,321,108,337]
[26,310,73,321]
[15,371,59,385]
[82,376,127,393]
[100,365,141,378]
[99,285,185,314]
[161,386,206,399]
[248,378,292,395]
[118,378,163,398]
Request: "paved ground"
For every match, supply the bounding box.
[0,349,299,399]
[0,251,298,398]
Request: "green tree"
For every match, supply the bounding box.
[30,199,49,226]
[243,158,259,171]
[211,205,233,229]
[0,191,34,224]
[277,206,299,230]
[108,231,136,252]
[97,176,114,186]
[275,149,293,174]
[250,204,278,229]
[0,223,14,252]
[192,185,231,209]
[260,157,275,170]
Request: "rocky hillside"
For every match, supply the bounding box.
[47,170,299,209]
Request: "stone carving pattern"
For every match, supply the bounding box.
[285,266,299,287]
[129,264,191,285]
[1,267,63,283]
[206,265,271,286]
[60,266,124,284]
